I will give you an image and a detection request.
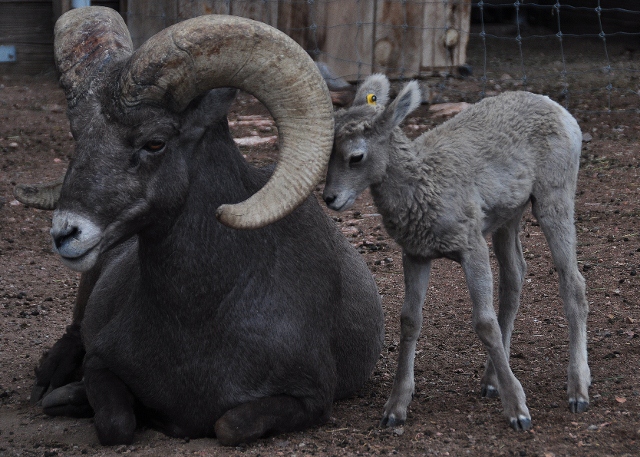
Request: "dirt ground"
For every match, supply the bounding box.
[1,42,640,456]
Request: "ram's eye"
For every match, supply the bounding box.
[143,140,165,152]
[349,154,364,165]
[366,94,377,105]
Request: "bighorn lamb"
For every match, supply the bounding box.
[26,7,384,446]
[323,74,590,430]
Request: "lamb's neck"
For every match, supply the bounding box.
[369,130,440,256]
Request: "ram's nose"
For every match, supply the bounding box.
[50,211,103,272]
[51,222,80,251]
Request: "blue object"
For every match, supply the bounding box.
[0,45,16,63]
[72,0,91,8]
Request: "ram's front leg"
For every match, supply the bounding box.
[84,355,136,445]
[31,268,99,404]
[381,253,431,427]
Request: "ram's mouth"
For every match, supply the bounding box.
[56,239,102,272]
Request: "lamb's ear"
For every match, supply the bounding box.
[380,80,421,129]
[352,73,390,107]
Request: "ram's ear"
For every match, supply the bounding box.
[378,80,421,130]
[187,88,239,128]
[353,73,390,107]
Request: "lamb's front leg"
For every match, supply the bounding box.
[381,252,431,427]
[461,240,531,431]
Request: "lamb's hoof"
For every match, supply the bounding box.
[569,399,589,413]
[481,384,499,398]
[509,416,532,431]
[380,414,405,428]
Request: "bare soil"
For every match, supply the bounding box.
[1,70,639,457]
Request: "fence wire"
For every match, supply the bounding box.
[121,1,640,113]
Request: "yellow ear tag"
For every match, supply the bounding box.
[366,93,377,105]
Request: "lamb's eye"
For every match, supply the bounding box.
[143,140,165,152]
[349,154,364,165]
[366,94,377,105]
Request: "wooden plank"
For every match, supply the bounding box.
[275,1,311,52]
[124,0,176,48]
[230,0,278,27]
[312,0,375,82]
[373,0,423,78]
[421,0,470,72]
[177,1,278,27]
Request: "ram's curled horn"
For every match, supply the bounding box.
[13,179,64,210]
[52,8,333,229]
[117,14,334,229]
[54,7,133,107]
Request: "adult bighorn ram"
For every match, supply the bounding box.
[26,7,383,446]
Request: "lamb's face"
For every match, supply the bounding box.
[323,120,388,211]
[322,75,422,212]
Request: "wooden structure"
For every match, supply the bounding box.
[124,0,472,80]
[0,0,471,79]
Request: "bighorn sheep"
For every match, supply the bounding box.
[26,7,384,446]
[323,74,590,430]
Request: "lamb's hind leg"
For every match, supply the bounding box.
[533,195,590,413]
[482,210,527,399]
[462,236,531,430]
[380,252,432,427]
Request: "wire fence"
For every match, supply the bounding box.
[465,1,640,113]
[120,0,640,113]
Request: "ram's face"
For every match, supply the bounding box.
[45,7,336,272]
[50,89,188,272]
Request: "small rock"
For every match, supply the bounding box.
[393,427,404,436]
[582,133,593,143]
[9,142,18,148]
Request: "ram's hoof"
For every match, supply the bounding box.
[30,384,49,405]
[42,382,93,418]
